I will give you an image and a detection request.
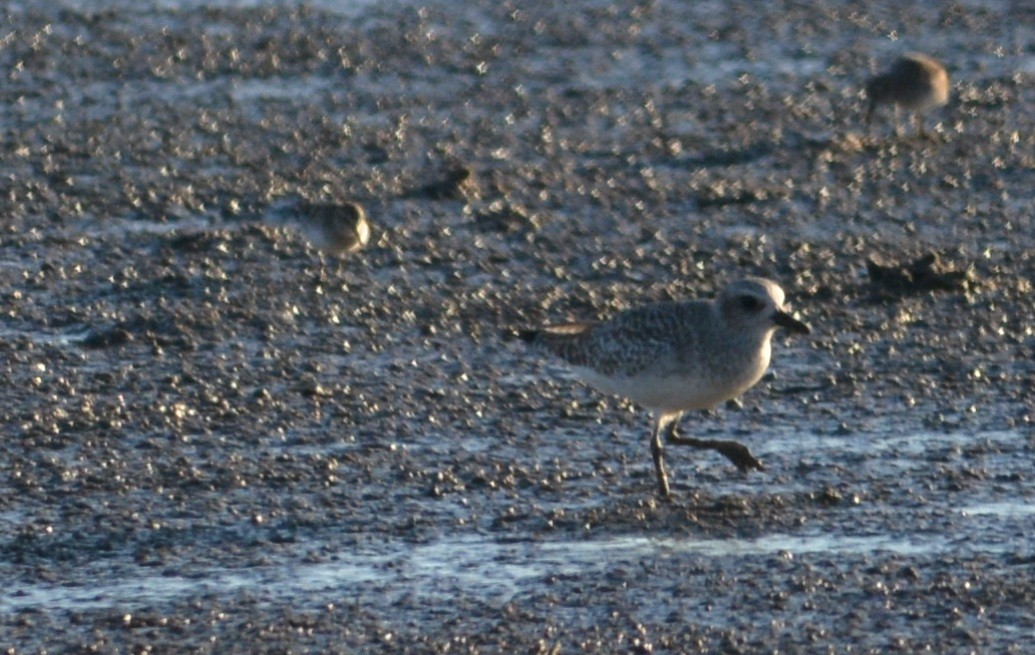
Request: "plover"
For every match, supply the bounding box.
[298,201,371,254]
[520,278,810,497]
[865,53,949,137]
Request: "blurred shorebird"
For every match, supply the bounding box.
[865,53,949,137]
[297,201,371,255]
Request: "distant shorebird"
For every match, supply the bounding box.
[865,53,949,137]
[298,201,371,254]
[520,278,810,497]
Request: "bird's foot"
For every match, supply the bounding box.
[666,434,765,473]
[713,440,765,473]
[658,483,674,499]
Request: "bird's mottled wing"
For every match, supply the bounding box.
[529,301,705,377]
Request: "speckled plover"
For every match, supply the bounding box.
[520,278,810,497]
[865,53,949,137]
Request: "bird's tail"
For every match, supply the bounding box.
[517,322,592,343]
[513,322,596,367]
[514,322,593,351]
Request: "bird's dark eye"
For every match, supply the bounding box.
[739,295,763,312]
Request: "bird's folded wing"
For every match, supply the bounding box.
[535,323,674,377]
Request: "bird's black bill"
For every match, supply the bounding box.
[773,310,810,335]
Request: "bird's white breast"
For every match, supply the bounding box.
[574,342,771,413]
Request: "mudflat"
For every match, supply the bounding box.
[1,1,1033,652]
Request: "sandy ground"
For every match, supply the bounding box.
[1,0,1034,652]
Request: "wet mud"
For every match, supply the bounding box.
[1,0,1034,652]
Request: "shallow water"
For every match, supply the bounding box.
[0,525,990,614]
[62,0,383,13]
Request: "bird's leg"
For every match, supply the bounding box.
[917,114,940,142]
[650,415,674,497]
[893,105,903,138]
[664,417,765,473]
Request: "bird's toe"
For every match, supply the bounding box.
[720,442,765,472]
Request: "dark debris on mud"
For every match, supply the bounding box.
[1,0,1035,652]
[866,252,976,296]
